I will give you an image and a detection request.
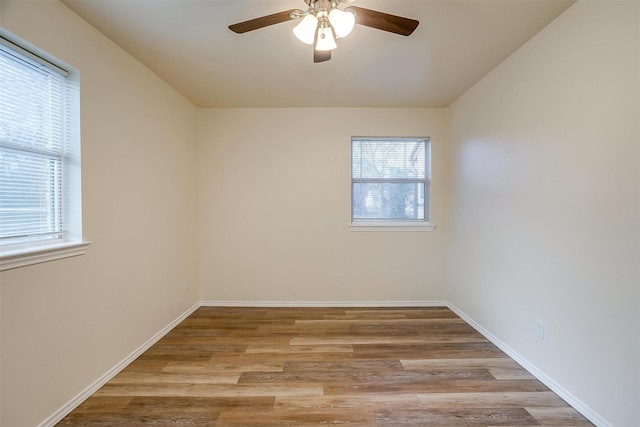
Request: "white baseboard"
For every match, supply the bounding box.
[200,300,448,307]
[38,302,200,427]
[446,303,610,427]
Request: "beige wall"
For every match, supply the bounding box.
[0,1,199,426]
[448,1,639,425]
[197,108,449,303]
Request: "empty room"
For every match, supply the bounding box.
[0,0,638,426]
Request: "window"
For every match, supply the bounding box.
[0,34,86,270]
[351,137,432,228]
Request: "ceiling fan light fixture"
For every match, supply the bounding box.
[229,0,420,63]
[328,8,355,38]
[315,25,337,51]
[293,13,318,45]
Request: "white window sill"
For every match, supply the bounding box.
[0,241,91,271]
[349,222,436,232]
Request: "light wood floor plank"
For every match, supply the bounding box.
[245,344,354,354]
[526,407,596,426]
[401,357,518,369]
[184,384,324,398]
[290,336,489,346]
[161,361,285,373]
[490,367,537,380]
[417,391,568,407]
[108,371,241,384]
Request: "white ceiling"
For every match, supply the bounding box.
[61,0,574,108]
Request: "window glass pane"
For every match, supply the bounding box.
[0,149,62,242]
[0,49,64,153]
[352,140,426,180]
[352,182,425,220]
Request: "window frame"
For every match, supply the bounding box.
[0,32,88,271]
[350,136,434,232]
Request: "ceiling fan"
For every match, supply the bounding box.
[228,0,419,63]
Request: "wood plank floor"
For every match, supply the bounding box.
[58,307,593,426]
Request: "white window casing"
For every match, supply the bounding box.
[351,137,434,231]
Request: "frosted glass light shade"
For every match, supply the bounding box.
[328,8,355,38]
[293,14,318,45]
[315,26,337,51]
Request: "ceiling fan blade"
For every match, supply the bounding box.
[345,6,419,36]
[229,9,302,34]
[314,50,331,63]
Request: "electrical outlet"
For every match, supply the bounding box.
[337,273,345,285]
[536,320,545,339]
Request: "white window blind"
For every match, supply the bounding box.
[0,37,79,248]
[352,137,431,222]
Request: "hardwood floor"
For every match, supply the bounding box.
[58,307,593,426]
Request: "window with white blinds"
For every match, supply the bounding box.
[352,137,431,223]
[0,35,82,253]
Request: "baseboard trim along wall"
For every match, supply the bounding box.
[39,300,607,427]
[38,302,200,427]
[447,303,610,427]
[200,300,448,307]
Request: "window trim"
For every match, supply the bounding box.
[350,136,434,231]
[0,31,88,270]
[349,222,436,232]
[0,241,91,271]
